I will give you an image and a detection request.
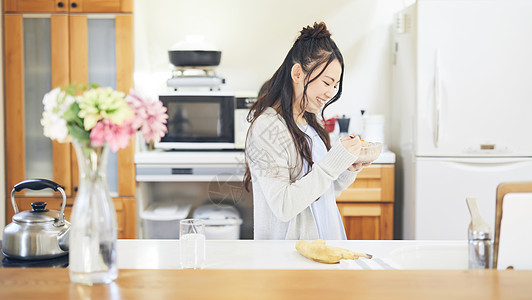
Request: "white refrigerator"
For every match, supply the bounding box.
[391,0,532,240]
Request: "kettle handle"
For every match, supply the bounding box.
[13,178,63,192]
[10,179,67,226]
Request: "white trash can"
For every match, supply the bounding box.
[141,201,191,239]
[193,204,242,240]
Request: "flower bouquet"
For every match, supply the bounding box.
[40,84,168,285]
[41,83,168,151]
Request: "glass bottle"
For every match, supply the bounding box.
[69,140,118,285]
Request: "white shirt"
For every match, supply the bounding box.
[299,123,347,240]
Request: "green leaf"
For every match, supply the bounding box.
[62,103,78,122]
[63,103,85,128]
[62,82,99,96]
[63,84,79,96]
[67,124,90,143]
[89,82,100,89]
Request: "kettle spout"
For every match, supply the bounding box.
[58,227,70,251]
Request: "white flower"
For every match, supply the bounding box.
[41,88,75,142]
[41,111,70,142]
[43,87,75,116]
[42,87,60,109]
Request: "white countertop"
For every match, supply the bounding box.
[135,150,246,165]
[134,150,395,165]
[134,149,395,181]
[117,239,465,270]
[373,150,395,164]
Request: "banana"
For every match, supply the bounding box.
[295,239,373,264]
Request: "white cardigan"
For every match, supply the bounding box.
[246,107,358,240]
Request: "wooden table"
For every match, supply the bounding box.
[1,268,531,299]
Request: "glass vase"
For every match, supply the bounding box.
[69,140,118,285]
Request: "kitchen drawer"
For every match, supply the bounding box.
[336,164,395,240]
[337,203,393,240]
[336,164,394,203]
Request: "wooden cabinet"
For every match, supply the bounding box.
[336,164,394,240]
[3,0,132,13]
[3,8,136,238]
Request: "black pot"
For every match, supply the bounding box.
[168,50,221,67]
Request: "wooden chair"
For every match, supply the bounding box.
[494,181,532,269]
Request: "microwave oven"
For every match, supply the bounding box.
[155,91,255,150]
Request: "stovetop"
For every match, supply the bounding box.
[0,241,69,268]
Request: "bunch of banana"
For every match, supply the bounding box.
[295,239,373,264]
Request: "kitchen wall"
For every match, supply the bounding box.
[133,0,414,134]
[0,1,414,233]
[133,0,415,239]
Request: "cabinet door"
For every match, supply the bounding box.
[69,0,132,13]
[113,197,136,238]
[4,14,73,197]
[67,14,136,238]
[4,13,135,236]
[4,0,68,12]
[68,14,135,198]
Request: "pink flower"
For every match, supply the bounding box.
[90,118,136,152]
[126,90,168,143]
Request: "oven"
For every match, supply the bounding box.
[155,91,236,150]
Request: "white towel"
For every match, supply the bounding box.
[339,257,403,270]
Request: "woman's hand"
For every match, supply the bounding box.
[348,162,372,172]
[340,133,362,157]
[341,133,371,172]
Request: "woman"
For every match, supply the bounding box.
[244,22,369,240]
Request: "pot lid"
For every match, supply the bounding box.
[193,204,240,221]
[170,35,218,51]
[140,201,191,221]
[13,202,60,224]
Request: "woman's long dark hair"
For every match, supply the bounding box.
[244,22,345,192]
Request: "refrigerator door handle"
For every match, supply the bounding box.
[433,48,442,148]
[445,158,532,166]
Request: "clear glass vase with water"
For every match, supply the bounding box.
[69,141,118,285]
